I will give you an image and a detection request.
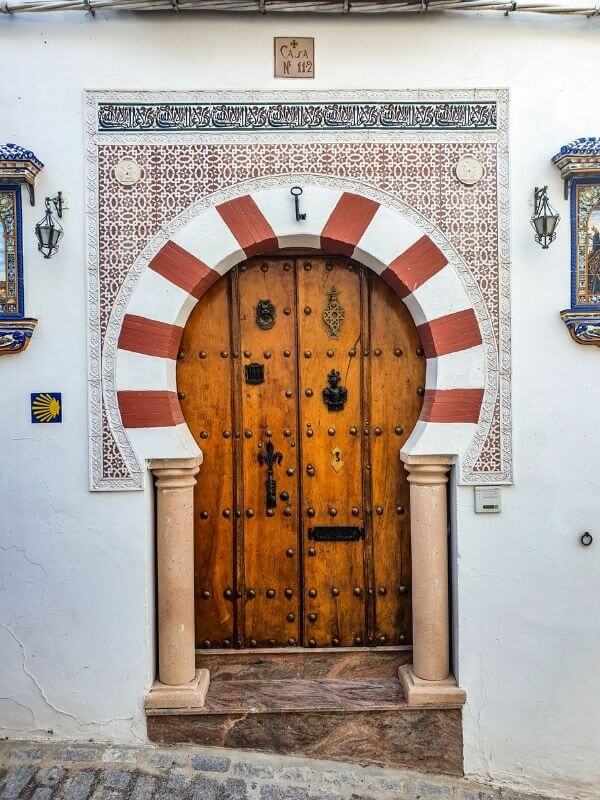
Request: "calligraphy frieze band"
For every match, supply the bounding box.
[97,101,497,133]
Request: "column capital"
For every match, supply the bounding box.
[402,455,453,486]
[150,456,201,490]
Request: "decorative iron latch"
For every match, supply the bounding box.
[322,369,348,411]
[258,439,283,511]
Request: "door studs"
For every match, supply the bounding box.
[266,589,276,598]
[284,588,293,598]
[332,588,340,596]
[305,388,313,397]
[287,613,295,622]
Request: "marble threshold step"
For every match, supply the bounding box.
[146,655,464,774]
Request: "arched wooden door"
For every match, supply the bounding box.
[177,254,425,650]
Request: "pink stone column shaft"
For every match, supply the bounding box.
[150,457,200,687]
[404,456,453,682]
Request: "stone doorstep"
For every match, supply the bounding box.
[145,668,210,710]
[398,665,467,707]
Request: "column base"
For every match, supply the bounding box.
[145,669,210,710]
[399,664,466,707]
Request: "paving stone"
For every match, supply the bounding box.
[321,769,358,789]
[278,769,313,783]
[91,790,123,800]
[310,793,345,800]
[364,775,408,794]
[234,763,274,779]
[192,776,224,800]
[54,748,99,764]
[167,773,191,790]
[131,775,157,800]
[457,790,499,800]
[101,749,137,765]
[158,795,181,800]
[64,771,96,800]
[0,765,36,798]
[31,789,53,800]
[38,767,65,787]
[412,779,454,800]
[148,752,186,768]
[192,755,231,773]
[103,770,133,790]
[276,787,309,800]
[259,787,277,800]
[7,747,45,761]
[225,778,247,799]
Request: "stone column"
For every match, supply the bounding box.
[398,455,466,706]
[145,456,210,710]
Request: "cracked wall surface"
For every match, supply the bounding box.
[2,11,600,800]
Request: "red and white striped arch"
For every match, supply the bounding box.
[115,185,486,466]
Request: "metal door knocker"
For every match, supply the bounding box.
[322,369,348,411]
[255,299,276,330]
[258,440,283,511]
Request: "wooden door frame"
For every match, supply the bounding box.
[113,179,484,711]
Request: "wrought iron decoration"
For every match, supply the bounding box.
[322,369,348,411]
[255,299,276,330]
[322,286,345,340]
[258,439,283,510]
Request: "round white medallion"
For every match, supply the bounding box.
[454,156,485,186]
[114,157,142,187]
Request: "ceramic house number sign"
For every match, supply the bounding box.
[274,38,314,78]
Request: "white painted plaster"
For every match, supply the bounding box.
[426,346,486,390]
[353,205,422,274]
[126,424,201,462]
[126,268,196,328]
[401,420,477,460]
[171,206,246,275]
[252,185,342,250]
[115,350,176,392]
[403,264,472,327]
[2,12,600,800]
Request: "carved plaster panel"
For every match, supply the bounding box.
[84,89,511,490]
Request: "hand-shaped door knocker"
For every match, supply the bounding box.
[258,439,283,511]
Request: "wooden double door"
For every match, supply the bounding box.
[177,255,425,650]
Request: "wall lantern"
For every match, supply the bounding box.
[35,192,64,259]
[531,186,560,249]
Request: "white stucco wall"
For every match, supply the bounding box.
[1,11,599,799]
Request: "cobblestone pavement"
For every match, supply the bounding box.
[0,740,559,800]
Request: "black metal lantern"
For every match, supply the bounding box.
[35,192,63,259]
[531,186,560,249]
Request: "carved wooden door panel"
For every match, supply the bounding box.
[178,254,424,650]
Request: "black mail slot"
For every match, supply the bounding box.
[308,526,364,542]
